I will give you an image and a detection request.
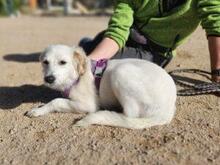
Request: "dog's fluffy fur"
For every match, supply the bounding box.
[26,45,177,129]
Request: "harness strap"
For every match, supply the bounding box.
[91,59,108,91]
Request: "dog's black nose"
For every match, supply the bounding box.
[44,76,55,84]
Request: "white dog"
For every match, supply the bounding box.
[26,45,177,129]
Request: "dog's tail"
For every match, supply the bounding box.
[75,111,171,129]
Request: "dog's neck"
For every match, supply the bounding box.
[61,59,107,98]
[61,77,80,98]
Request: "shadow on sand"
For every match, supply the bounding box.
[3,52,41,63]
[0,85,61,110]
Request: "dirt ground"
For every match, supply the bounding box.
[0,16,219,165]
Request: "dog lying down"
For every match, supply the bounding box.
[26,45,177,129]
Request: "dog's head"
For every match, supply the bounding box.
[40,45,88,91]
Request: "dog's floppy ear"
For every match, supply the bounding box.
[73,47,87,76]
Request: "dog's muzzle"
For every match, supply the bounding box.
[44,75,55,84]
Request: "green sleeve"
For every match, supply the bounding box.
[104,0,134,49]
[197,0,220,36]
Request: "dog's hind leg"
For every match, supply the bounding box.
[74,88,175,129]
[75,84,171,129]
[74,109,172,129]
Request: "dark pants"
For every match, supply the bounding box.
[81,31,173,68]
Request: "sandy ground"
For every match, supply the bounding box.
[0,16,219,165]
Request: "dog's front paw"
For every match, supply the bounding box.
[24,108,45,118]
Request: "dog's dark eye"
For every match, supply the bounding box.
[43,60,49,65]
[59,61,67,65]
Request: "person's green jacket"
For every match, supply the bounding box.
[105,0,220,52]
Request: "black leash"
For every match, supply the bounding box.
[169,69,220,96]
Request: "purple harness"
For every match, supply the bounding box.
[61,59,108,98]
[91,59,108,90]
